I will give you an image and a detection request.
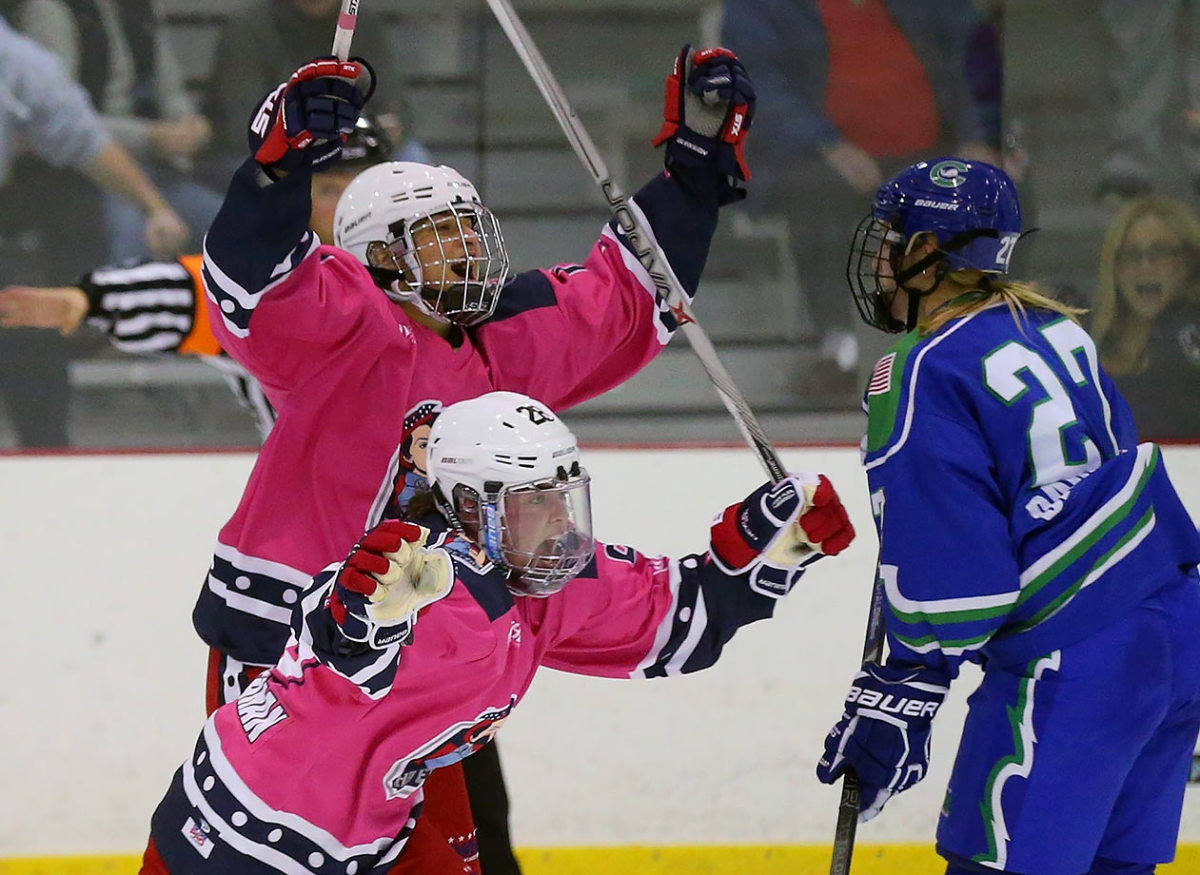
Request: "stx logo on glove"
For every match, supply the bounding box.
[847,685,942,718]
[727,107,746,139]
[250,83,287,137]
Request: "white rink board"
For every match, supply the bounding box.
[0,445,1198,855]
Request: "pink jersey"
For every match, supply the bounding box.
[149,534,785,874]
[196,162,724,665]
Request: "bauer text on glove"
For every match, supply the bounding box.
[816,662,950,823]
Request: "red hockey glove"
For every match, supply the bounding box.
[652,44,755,187]
[798,474,855,556]
[330,520,453,648]
[249,56,376,177]
[710,474,855,598]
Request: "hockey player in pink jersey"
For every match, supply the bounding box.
[142,392,855,875]
[189,47,756,874]
[196,47,755,700]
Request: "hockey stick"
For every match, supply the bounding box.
[331,0,360,60]
[829,575,887,875]
[481,0,786,484]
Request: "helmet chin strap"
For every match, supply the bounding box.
[893,245,949,332]
[892,227,998,331]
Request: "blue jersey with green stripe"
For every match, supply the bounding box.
[864,304,1200,676]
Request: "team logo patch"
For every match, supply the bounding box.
[383,696,518,799]
[929,160,969,189]
[867,353,896,395]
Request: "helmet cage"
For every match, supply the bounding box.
[369,203,509,326]
[848,216,1006,334]
[443,466,595,597]
[848,215,910,333]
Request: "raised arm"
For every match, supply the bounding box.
[472,46,756,409]
[538,474,854,678]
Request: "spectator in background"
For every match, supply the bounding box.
[721,0,1000,402]
[7,0,223,262]
[0,14,187,447]
[1093,195,1200,439]
[204,0,429,179]
[1096,0,1200,202]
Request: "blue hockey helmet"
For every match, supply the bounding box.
[848,157,1022,333]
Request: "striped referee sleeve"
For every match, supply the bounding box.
[81,259,201,354]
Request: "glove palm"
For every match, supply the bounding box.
[652,44,755,194]
[331,520,454,648]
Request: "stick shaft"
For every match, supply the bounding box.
[481,0,785,483]
[332,0,360,60]
[829,565,888,874]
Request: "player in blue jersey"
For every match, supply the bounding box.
[815,157,1200,874]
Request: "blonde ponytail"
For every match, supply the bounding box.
[919,271,1086,335]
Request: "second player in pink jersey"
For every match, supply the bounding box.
[142,391,855,874]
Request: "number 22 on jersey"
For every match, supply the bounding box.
[982,317,1120,487]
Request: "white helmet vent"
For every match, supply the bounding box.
[490,454,540,469]
[392,184,434,204]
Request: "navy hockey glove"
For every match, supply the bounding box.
[249,56,376,178]
[816,663,950,823]
[330,520,453,648]
[710,474,854,598]
[652,45,755,189]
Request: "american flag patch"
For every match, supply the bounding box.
[867,353,896,395]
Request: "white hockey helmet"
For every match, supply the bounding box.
[426,391,595,596]
[333,161,510,326]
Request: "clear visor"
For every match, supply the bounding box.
[487,472,594,597]
[380,204,510,326]
[848,216,907,333]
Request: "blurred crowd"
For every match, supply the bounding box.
[0,0,1195,449]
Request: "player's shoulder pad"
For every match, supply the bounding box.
[443,541,516,621]
[862,311,995,463]
[863,331,924,459]
[484,269,557,324]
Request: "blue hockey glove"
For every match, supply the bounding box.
[816,663,951,823]
[652,45,755,189]
[249,56,376,178]
[710,473,854,598]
